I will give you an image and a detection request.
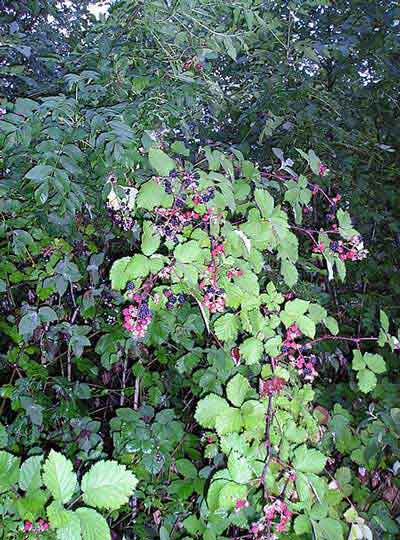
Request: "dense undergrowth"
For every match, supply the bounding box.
[0,1,399,540]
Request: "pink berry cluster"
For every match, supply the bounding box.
[23,519,49,536]
[330,235,368,261]
[281,324,318,382]
[234,498,249,512]
[250,500,292,536]
[122,300,152,339]
[259,376,286,397]
[107,200,134,231]
[264,500,292,532]
[200,282,226,313]
[155,207,201,242]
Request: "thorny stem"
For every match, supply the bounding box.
[260,394,274,501]
[275,334,378,363]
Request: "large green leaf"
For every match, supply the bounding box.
[214,313,239,342]
[293,446,327,474]
[81,460,138,511]
[0,451,20,493]
[148,148,175,176]
[42,451,77,504]
[195,394,230,429]
[19,455,43,492]
[226,374,251,407]
[76,507,110,540]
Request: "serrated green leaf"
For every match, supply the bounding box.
[194,394,230,429]
[47,500,75,529]
[281,259,298,287]
[215,407,242,435]
[325,316,339,335]
[19,455,43,492]
[141,221,160,256]
[293,445,327,474]
[239,337,263,364]
[226,373,251,407]
[174,240,203,263]
[255,188,274,218]
[218,482,246,510]
[136,179,173,210]
[298,315,316,338]
[227,452,252,484]
[148,148,175,176]
[81,460,138,511]
[0,451,20,493]
[357,368,377,393]
[42,450,77,504]
[214,313,239,342]
[76,507,111,540]
[364,353,386,374]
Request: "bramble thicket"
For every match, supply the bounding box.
[0,1,399,540]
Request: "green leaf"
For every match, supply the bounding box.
[136,179,173,210]
[16,489,48,521]
[47,500,75,529]
[325,316,339,335]
[255,188,274,218]
[357,369,377,393]
[281,259,298,287]
[227,452,252,484]
[141,221,161,256]
[174,240,203,263]
[364,353,386,374]
[76,507,110,540]
[215,407,242,435]
[175,459,197,478]
[25,164,54,180]
[194,394,230,429]
[110,255,150,290]
[352,350,365,371]
[19,311,40,341]
[171,141,190,156]
[293,446,327,474]
[239,337,263,364]
[294,515,312,535]
[110,257,132,290]
[218,482,247,510]
[226,373,251,407]
[214,313,239,342]
[81,460,138,511]
[42,450,77,504]
[0,451,20,493]
[298,315,316,338]
[148,148,175,176]
[183,515,204,535]
[56,511,81,540]
[223,36,237,61]
[314,517,344,540]
[19,455,43,492]
[380,310,389,332]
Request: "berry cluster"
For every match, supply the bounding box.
[23,519,49,536]
[155,207,200,242]
[259,376,286,397]
[281,324,319,382]
[330,235,368,261]
[250,500,292,537]
[263,500,292,533]
[192,187,215,205]
[107,200,134,231]
[163,289,185,310]
[200,283,225,313]
[122,299,152,339]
